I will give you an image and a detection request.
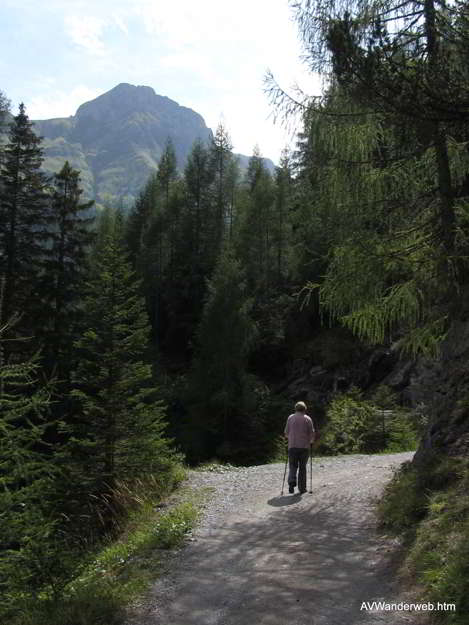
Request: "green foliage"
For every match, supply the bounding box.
[0,350,70,615]
[0,103,50,343]
[266,0,469,357]
[187,244,257,461]
[236,149,276,292]
[379,457,469,624]
[320,386,419,455]
[378,456,466,533]
[39,160,95,377]
[7,488,197,625]
[64,210,177,534]
[321,387,380,454]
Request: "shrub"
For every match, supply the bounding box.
[320,386,419,455]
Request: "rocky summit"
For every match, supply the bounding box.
[33,83,214,207]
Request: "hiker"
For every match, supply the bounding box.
[284,401,315,494]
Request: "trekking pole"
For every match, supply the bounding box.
[309,443,313,494]
[281,447,288,495]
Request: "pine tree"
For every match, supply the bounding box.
[0,104,49,340]
[69,214,172,497]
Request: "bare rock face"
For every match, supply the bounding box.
[33,83,212,207]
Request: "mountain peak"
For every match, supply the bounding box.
[34,83,274,208]
[35,83,213,206]
[75,82,178,120]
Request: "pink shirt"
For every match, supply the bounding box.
[284,412,314,449]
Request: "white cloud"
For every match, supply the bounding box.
[65,15,106,56]
[2,0,325,161]
[112,13,129,36]
[26,86,103,119]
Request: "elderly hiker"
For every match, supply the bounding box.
[284,401,315,494]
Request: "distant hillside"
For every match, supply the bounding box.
[32,83,275,208]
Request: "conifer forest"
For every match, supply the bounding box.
[2,0,469,622]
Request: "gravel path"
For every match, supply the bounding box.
[128,452,425,625]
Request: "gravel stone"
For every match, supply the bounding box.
[127,452,429,625]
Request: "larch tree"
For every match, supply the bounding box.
[265,0,469,355]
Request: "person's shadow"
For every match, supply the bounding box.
[267,494,303,507]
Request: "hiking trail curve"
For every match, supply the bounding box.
[127,452,426,625]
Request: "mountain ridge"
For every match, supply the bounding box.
[32,83,274,208]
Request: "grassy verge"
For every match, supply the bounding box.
[11,471,209,625]
[378,455,469,624]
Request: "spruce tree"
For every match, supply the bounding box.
[39,161,94,378]
[209,123,234,251]
[69,213,172,497]
[184,138,214,269]
[0,104,49,340]
[188,244,255,460]
[237,147,276,292]
[0,310,64,608]
[157,138,178,211]
[273,148,293,285]
[125,173,159,267]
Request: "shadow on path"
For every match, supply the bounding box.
[267,494,303,507]
[138,455,416,625]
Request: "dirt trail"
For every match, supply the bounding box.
[128,452,424,625]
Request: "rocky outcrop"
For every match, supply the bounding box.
[409,319,469,461]
[280,318,469,459]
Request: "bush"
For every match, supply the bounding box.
[320,388,378,454]
[319,386,419,455]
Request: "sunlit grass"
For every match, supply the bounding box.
[10,480,204,625]
[378,455,469,624]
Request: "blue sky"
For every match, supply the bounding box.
[0,0,322,162]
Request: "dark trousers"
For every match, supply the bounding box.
[288,447,309,492]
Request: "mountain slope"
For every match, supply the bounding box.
[33,83,212,206]
[32,83,274,208]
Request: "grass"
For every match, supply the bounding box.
[10,474,208,625]
[378,454,469,624]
